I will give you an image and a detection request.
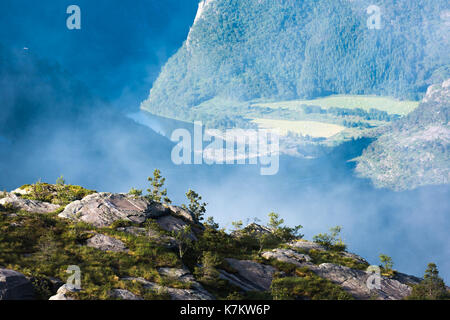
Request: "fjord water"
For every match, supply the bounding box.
[1,106,448,282]
[129,111,450,282]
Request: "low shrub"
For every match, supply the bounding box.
[271,268,353,300]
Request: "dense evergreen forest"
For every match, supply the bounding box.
[142,0,449,119]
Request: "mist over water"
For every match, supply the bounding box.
[3,100,449,282]
[128,112,450,283]
[0,0,448,285]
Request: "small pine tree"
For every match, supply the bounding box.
[205,216,219,230]
[409,263,449,300]
[256,232,274,255]
[183,189,207,222]
[313,226,345,251]
[268,212,284,230]
[199,251,221,281]
[231,220,243,232]
[146,169,171,204]
[56,175,65,186]
[128,188,143,198]
[267,212,303,243]
[424,263,440,280]
[31,179,52,202]
[379,254,394,277]
[171,225,192,259]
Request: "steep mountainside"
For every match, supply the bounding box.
[356,80,450,190]
[2,182,446,300]
[142,0,449,120]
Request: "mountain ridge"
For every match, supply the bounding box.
[142,0,449,120]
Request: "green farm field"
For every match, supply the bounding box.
[252,95,420,116]
[252,119,346,138]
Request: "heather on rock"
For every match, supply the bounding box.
[1,176,446,300]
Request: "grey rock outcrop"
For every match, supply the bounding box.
[167,205,197,224]
[49,284,80,300]
[157,267,196,283]
[157,267,214,293]
[223,259,276,291]
[155,215,197,240]
[58,193,169,227]
[340,251,369,265]
[122,269,215,301]
[264,243,417,300]
[0,269,35,300]
[262,248,312,267]
[116,226,147,236]
[218,270,263,292]
[393,272,422,285]
[86,233,128,253]
[10,187,32,196]
[288,240,326,252]
[110,289,143,300]
[289,240,368,265]
[0,193,60,214]
[314,263,415,300]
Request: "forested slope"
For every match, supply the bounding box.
[142,0,449,120]
[356,79,450,190]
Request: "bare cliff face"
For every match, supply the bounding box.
[356,79,450,190]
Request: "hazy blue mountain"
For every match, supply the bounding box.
[142,0,449,119]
